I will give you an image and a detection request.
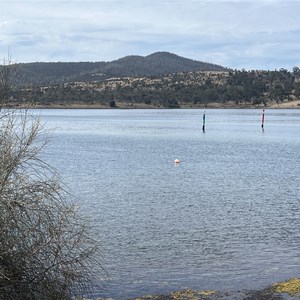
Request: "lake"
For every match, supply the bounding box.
[36,108,299,299]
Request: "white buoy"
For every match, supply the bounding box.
[174,159,180,164]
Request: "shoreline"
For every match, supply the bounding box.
[6,100,300,110]
[98,278,300,300]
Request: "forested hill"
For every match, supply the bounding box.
[11,68,300,109]
[14,52,228,86]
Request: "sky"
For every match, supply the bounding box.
[1,0,300,70]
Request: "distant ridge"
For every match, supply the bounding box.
[108,51,228,76]
[15,52,228,86]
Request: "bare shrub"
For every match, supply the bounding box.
[0,110,108,300]
[0,53,16,108]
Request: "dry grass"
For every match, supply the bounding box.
[272,278,300,296]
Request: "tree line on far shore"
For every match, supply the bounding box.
[7,67,300,108]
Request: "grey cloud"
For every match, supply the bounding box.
[1,0,300,69]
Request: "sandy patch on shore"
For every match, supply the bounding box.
[267,100,300,108]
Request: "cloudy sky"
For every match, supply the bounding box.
[1,0,300,70]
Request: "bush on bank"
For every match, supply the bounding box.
[0,110,108,300]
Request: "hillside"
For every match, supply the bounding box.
[7,53,300,109]
[11,69,300,109]
[14,52,228,86]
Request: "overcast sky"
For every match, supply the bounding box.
[1,0,300,70]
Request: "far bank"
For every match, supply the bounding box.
[6,99,300,110]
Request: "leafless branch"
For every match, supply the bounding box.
[0,111,108,300]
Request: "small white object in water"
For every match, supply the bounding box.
[174,159,180,164]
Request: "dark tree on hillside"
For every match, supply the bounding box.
[109,100,116,107]
[293,66,300,77]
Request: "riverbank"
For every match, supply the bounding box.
[97,278,300,300]
[182,99,300,109]
[6,100,300,110]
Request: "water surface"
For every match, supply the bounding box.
[37,109,300,299]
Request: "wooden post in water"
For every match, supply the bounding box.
[202,109,206,133]
[261,109,265,131]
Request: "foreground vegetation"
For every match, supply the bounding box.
[0,56,108,299]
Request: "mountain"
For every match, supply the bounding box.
[14,52,228,86]
[100,52,228,77]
